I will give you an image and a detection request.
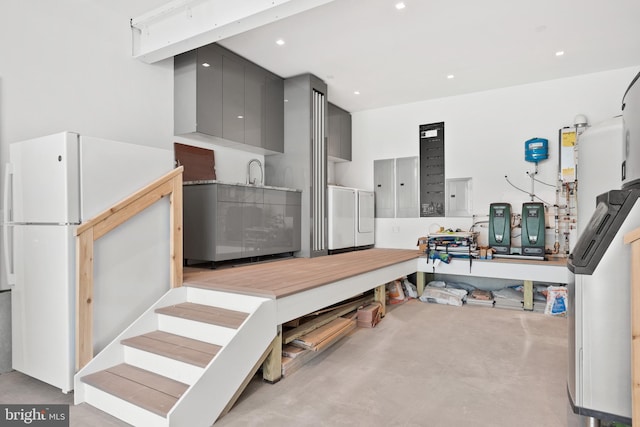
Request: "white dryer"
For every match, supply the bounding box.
[355,190,375,248]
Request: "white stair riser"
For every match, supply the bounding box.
[123,346,203,385]
[74,287,188,404]
[186,287,270,312]
[157,314,236,346]
[84,384,169,427]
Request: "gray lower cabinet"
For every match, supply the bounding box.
[183,183,301,263]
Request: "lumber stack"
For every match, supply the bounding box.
[280,294,374,377]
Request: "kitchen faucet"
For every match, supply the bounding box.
[247,158,264,186]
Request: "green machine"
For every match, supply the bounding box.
[521,202,545,256]
[489,203,511,254]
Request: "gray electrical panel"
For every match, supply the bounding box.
[374,159,395,218]
[396,156,420,218]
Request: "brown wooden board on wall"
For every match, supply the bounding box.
[419,122,445,217]
[174,143,216,182]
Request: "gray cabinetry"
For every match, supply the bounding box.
[175,44,284,154]
[264,75,285,153]
[327,102,352,162]
[265,74,328,258]
[183,183,301,263]
[195,45,223,137]
[243,65,264,149]
[222,53,245,144]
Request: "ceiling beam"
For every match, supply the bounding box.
[131,0,335,63]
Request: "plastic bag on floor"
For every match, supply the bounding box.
[419,286,467,307]
[545,286,568,317]
[402,278,418,299]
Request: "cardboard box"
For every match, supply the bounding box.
[416,236,429,253]
[357,303,382,328]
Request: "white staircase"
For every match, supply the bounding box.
[74,286,276,426]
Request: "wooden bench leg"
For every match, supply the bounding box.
[262,324,282,383]
[523,280,534,311]
[374,284,386,317]
[417,272,426,297]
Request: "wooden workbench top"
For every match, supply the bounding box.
[184,248,421,299]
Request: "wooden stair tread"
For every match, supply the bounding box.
[122,331,221,368]
[155,302,249,329]
[81,363,188,417]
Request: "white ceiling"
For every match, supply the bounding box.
[217,0,640,112]
[138,0,640,112]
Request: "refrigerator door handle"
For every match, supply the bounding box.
[3,163,16,286]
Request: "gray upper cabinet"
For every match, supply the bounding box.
[222,53,246,144]
[175,43,284,154]
[243,64,264,148]
[327,102,352,162]
[264,75,284,153]
[328,103,340,159]
[195,45,223,137]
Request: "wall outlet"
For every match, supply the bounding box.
[392,226,400,233]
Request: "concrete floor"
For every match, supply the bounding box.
[0,299,586,426]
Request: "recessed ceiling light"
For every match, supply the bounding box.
[395,2,406,10]
[276,39,285,46]
[202,63,210,67]
[354,91,360,95]
[447,74,455,79]
[555,51,565,56]
[237,115,244,119]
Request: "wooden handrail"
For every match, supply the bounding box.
[626,226,640,424]
[75,166,184,371]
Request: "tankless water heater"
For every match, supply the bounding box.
[489,203,511,254]
[521,202,545,256]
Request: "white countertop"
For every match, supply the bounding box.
[183,180,301,192]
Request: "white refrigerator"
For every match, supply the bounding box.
[3,131,173,392]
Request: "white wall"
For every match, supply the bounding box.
[0,1,259,297]
[335,66,640,249]
[0,1,174,150]
[0,1,175,287]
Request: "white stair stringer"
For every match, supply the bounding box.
[74,286,277,427]
[167,288,276,426]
